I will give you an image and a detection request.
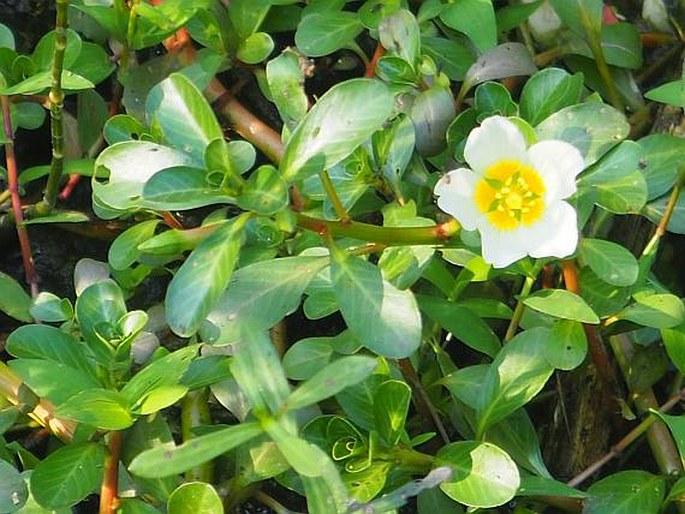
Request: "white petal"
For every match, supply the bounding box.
[525,201,579,259]
[464,116,529,173]
[528,140,585,202]
[434,168,483,231]
[479,227,529,268]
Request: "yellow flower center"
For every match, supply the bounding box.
[474,160,546,231]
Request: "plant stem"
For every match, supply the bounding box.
[181,389,213,483]
[1,95,39,297]
[319,170,350,222]
[588,38,624,111]
[99,431,122,514]
[561,259,621,399]
[295,213,459,245]
[42,0,69,211]
[504,275,534,342]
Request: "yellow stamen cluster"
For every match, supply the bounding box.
[474,160,546,230]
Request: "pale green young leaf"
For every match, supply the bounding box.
[438,441,519,508]
[167,482,222,514]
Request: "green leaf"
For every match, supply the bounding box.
[283,337,335,380]
[578,239,639,286]
[236,32,274,64]
[518,475,588,498]
[460,43,537,99]
[378,9,421,68]
[440,0,497,52]
[614,293,684,329]
[266,49,308,124]
[295,11,363,57]
[486,409,552,478]
[373,380,411,446]
[495,0,544,33]
[421,36,474,81]
[535,103,629,166]
[146,73,222,165]
[2,70,93,95]
[417,295,500,357]
[93,141,196,215]
[203,256,329,344]
[331,254,421,359]
[166,215,248,338]
[579,141,647,214]
[281,78,395,181]
[548,0,602,42]
[0,459,27,512]
[262,418,328,477]
[666,476,685,504]
[643,191,685,234]
[122,346,198,409]
[477,327,554,434]
[230,326,292,415]
[524,289,600,324]
[237,165,289,215]
[69,41,115,85]
[9,359,101,406]
[544,320,588,370]
[411,85,457,156]
[74,279,128,364]
[0,271,32,322]
[31,443,105,509]
[142,166,235,210]
[167,482,222,514]
[519,68,583,126]
[645,80,685,108]
[6,324,97,380]
[56,389,134,430]
[662,323,685,375]
[129,422,263,478]
[584,470,665,514]
[578,266,631,318]
[108,219,160,271]
[638,134,685,200]
[0,23,15,50]
[437,441,520,508]
[286,355,377,410]
[474,81,518,120]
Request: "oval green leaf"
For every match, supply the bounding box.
[281,78,394,181]
[438,441,520,508]
[524,289,600,324]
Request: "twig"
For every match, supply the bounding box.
[398,358,450,445]
[568,387,685,487]
[504,275,534,342]
[1,95,39,297]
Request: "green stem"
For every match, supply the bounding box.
[504,275,535,342]
[41,0,69,210]
[295,213,459,245]
[181,389,213,483]
[319,170,350,222]
[588,37,624,111]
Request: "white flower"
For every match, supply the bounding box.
[434,116,584,268]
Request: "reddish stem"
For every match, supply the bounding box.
[99,431,122,514]
[365,43,385,78]
[2,95,39,297]
[561,260,620,403]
